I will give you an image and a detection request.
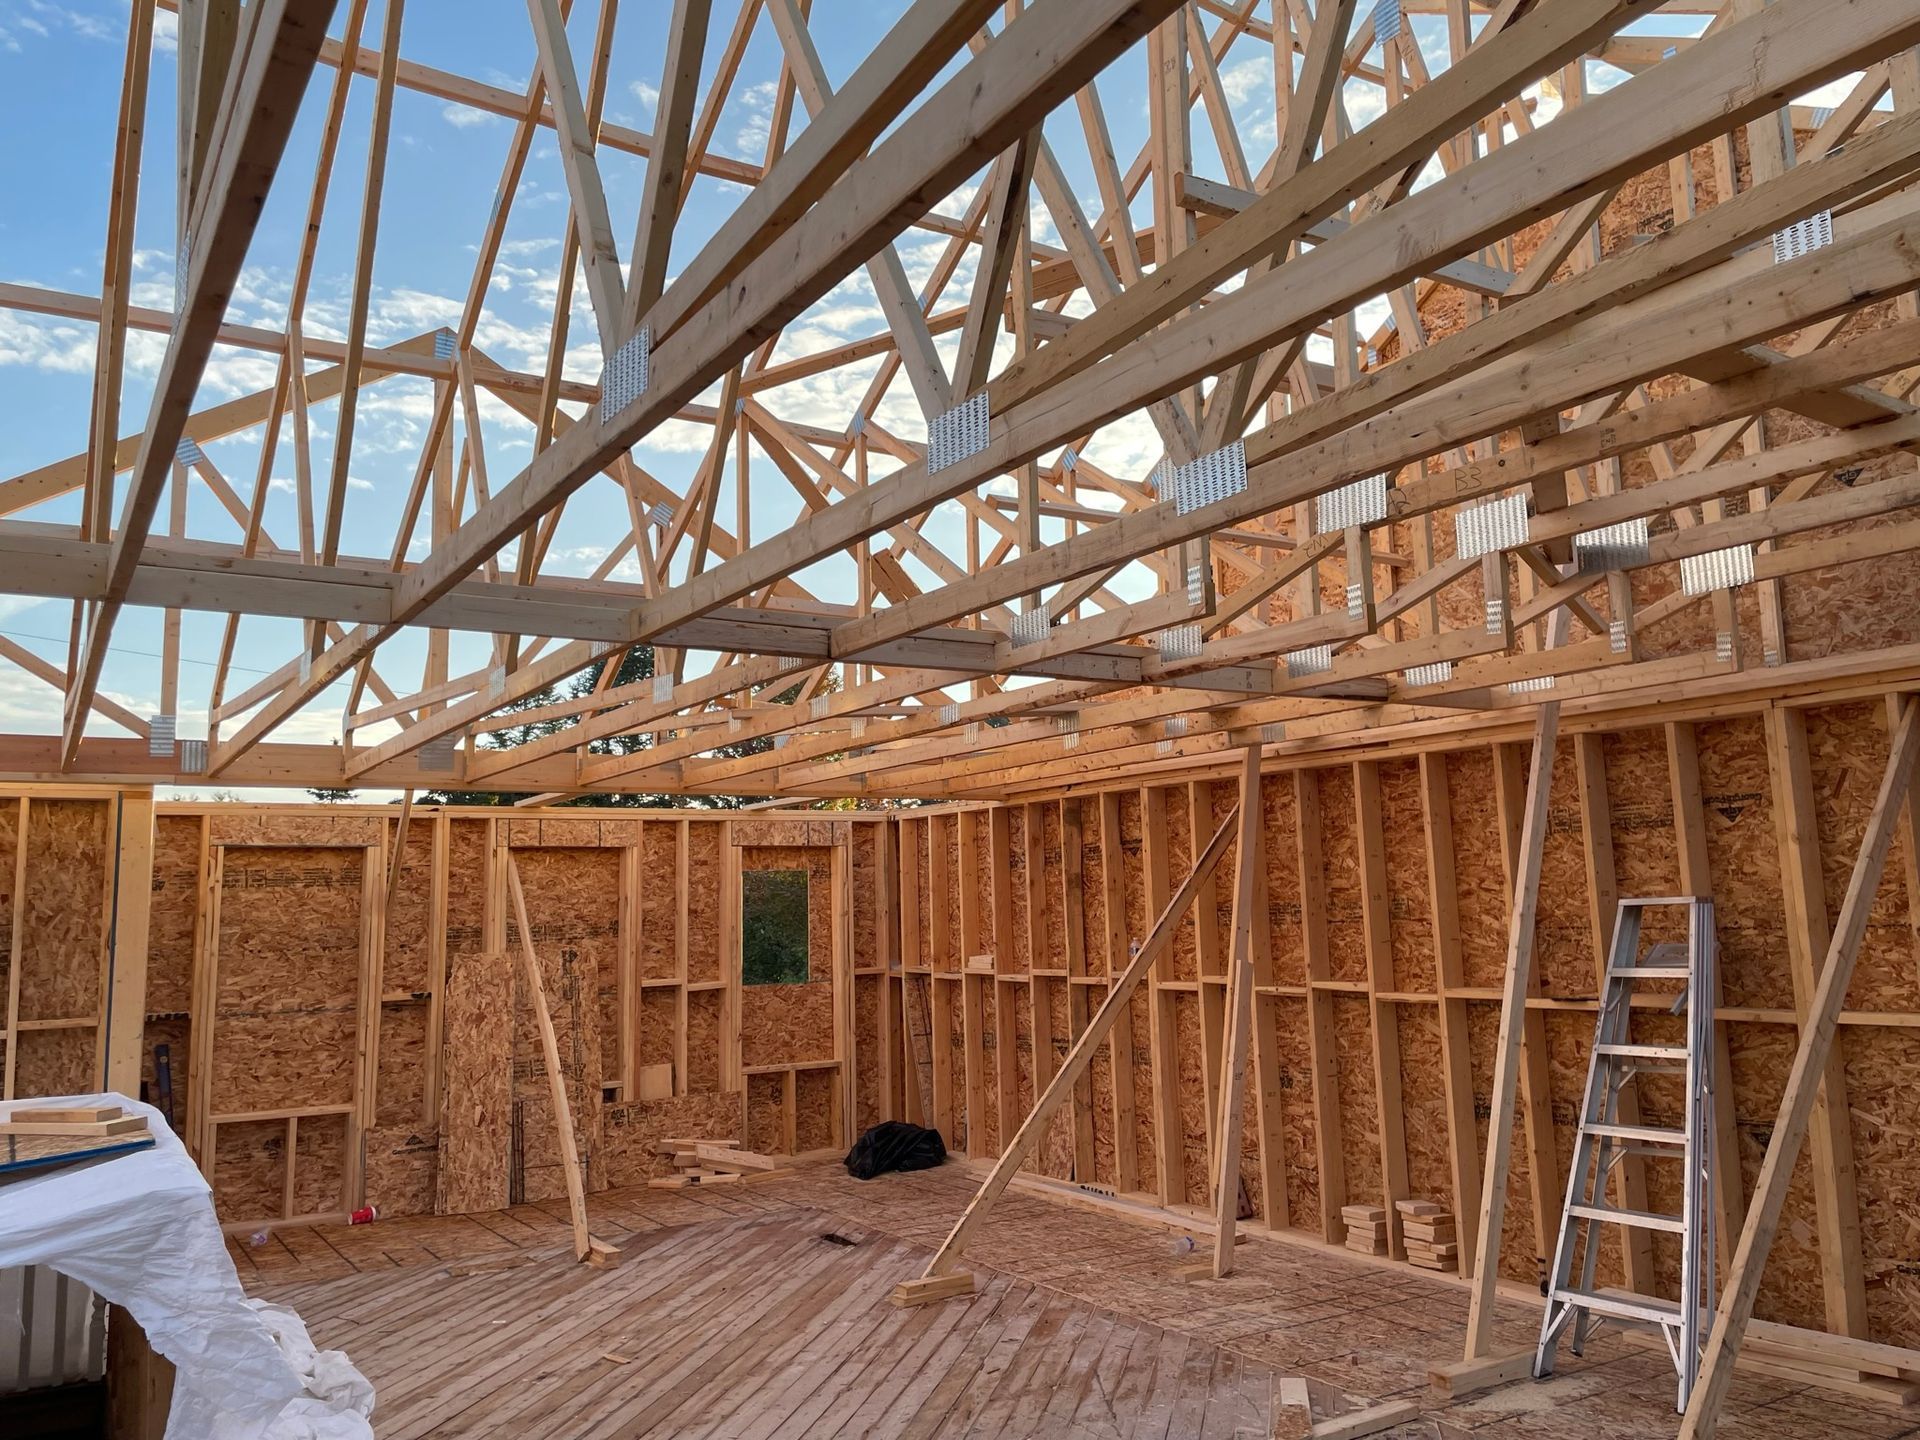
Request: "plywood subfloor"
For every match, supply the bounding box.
[236,1164,1920,1439]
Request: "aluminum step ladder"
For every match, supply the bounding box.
[1534,896,1716,1413]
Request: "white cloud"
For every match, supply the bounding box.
[441,103,498,129]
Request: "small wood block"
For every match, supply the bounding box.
[1340,1205,1387,1224]
[686,1143,781,1172]
[1394,1198,1445,1218]
[4,1113,120,1136]
[0,1116,149,1138]
[1428,1349,1534,1400]
[890,1272,976,1308]
[444,1254,535,1278]
[1310,1399,1421,1439]
[635,1063,673,1102]
[584,1238,623,1270]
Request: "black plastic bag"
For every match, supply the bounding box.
[843,1120,947,1180]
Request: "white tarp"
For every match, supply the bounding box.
[0,1093,374,1440]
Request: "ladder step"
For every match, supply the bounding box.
[1582,1121,1688,1147]
[1596,1043,1689,1062]
[1568,1202,1688,1234]
[1607,966,1690,981]
[1552,1285,1684,1327]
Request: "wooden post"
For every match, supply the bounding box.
[504,850,616,1267]
[1209,746,1263,1276]
[892,803,1241,1306]
[103,787,155,1097]
[1680,697,1920,1438]
[1461,697,1562,1357]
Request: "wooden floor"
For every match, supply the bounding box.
[236,1164,1920,1439]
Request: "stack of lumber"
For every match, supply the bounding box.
[1397,1199,1459,1273]
[0,1104,156,1177]
[1341,1204,1388,1256]
[0,1104,150,1140]
[647,1138,792,1189]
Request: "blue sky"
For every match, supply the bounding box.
[0,0,1779,791]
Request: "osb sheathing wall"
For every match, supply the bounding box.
[870,697,1920,1353]
[29,805,893,1230]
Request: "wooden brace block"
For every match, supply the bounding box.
[584,1238,623,1269]
[890,1272,976,1308]
[8,1105,122,1125]
[1311,1399,1422,1439]
[1428,1349,1534,1400]
[0,1115,149,1137]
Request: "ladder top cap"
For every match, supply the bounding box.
[1617,895,1711,907]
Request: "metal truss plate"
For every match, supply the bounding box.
[419,735,458,773]
[648,501,674,528]
[1164,716,1187,738]
[1679,544,1755,596]
[1314,473,1387,535]
[174,437,205,468]
[1455,494,1529,559]
[1186,564,1207,608]
[1403,661,1453,688]
[777,655,807,674]
[177,738,207,775]
[598,327,652,425]
[148,713,176,758]
[1171,442,1247,517]
[1485,596,1506,634]
[927,393,990,475]
[1507,675,1556,695]
[1373,0,1402,43]
[810,695,830,721]
[1345,582,1366,619]
[433,329,457,361]
[653,674,674,705]
[1284,644,1333,679]
[1573,517,1650,572]
[1772,210,1833,264]
[937,702,960,727]
[1155,623,1203,663]
[1010,604,1052,648]
[1260,722,1285,743]
[1609,619,1629,653]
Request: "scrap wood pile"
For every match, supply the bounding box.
[1340,1198,1459,1273]
[647,1137,792,1189]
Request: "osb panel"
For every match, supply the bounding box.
[18,799,109,1023]
[854,974,881,1132]
[148,815,201,1015]
[1846,1027,1920,1345]
[445,820,490,953]
[740,984,835,1067]
[740,846,833,982]
[1082,805,1111,978]
[1316,769,1367,987]
[209,813,378,847]
[1378,761,1435,994]
[731,818,847,848]
[1119,793,1146,951]
[213,1119,287,1225]
[1544,1009,1624,1292]
[1089,1044,1116,1187]
[12,1026,96,1098]
[1263,775,1305,988]
[1695,717,1791,1012]
[1725,1020,1827,1332]
[1162,791,1196,983]
[1039,804,1067,971]
[1271,994,1321,1230]
[1602,729,1686,953]
[1396,1003,1452,1210]
[0,802,15,1032]
[686,822,722,985]
[1172,991,1209,1207]
[636,987,676,1071]
[685,989,722,1094]
[640,822,679,982]
[1129,987,1158,1196]
[943,818,962,970]
[852,825,879,972]
[970,818,993,961]
[1806,703,1917,1014]
[373,1000,428,1129]
[1467,1001,1539,1286]
[384,818,437,996]
[601,1089,744,1186]
[364,1124,437,1218]
[1536,738,1595,1000]
[292,1113,349,1217]
[1447,750,1509,990]
[437,948,512,1216]
[746,1072,784,1155]
[1036,978,1075,1179]
[795,1067,836,1152]
[211,846,362,1114]
[1331,993,1379,1202]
